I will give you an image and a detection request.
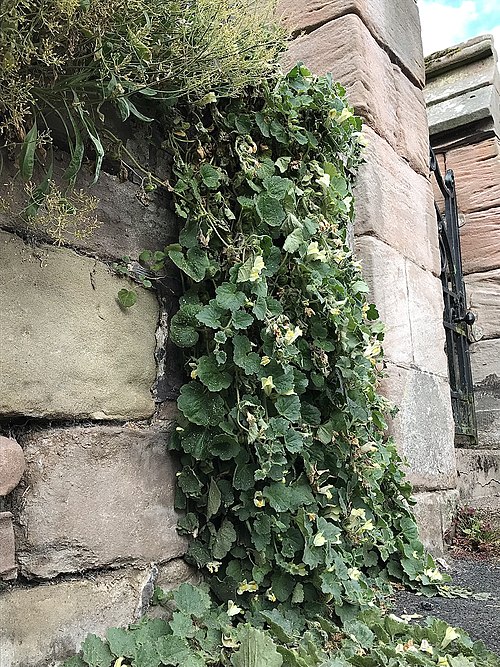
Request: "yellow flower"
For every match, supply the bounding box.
[441,626,460,649]
[336,107,353,124]
[316,173,331,188]
[253,492,265,508]
[419,639,434,655]
[207,561,221,573]
[265,590,277,602]
[348,567,361,581]
[437,658,449,667]
[227,600,243,617]
[306,241,327,262]
[313,532,326,547]
[190,368,198,379]
[363,343,381,359]
[360,520,374,532]
[284,326,303,345]
[424,567,443,582]
[350,508,366,520]
[261,376,275,396]
[237,580,258,595]
[249,255,265,282]
[260,356,271,366]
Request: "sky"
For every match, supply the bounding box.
[418,0,500,55]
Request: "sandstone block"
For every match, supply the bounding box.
[13,426,187,578]
[354,128,440,275]
[0,512,16,580]
[411,489,459,556]
[456,449,500,511]
[460,206,500,274]
[380,363,456,491]
[0,560,192,667]
[0,436,25,496]
[405,260,449,377]
[355,236,413,368]
[0,231,158,420]
[446,137,500,214]
[277,0,424,85]
[470,338,500,385]
[465,269,500,339]
[282,15,428,174]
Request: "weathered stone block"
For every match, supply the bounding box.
[380,363,456,491]
[354,128,440,275]
[0,150,178,262]
[460,207,500,274]
[277,0,425,85]
[427,84,500,139]
[456,449,500,511]
[0,436,25,496]
[0,560,193,667]
[470,339,500,449]
[465,269,500,339]
[412,489,459,556]
[13,426,187,578]
[446,137,500,214]
[425,34,496,80]
[405,260,449,378]
[355,236,413,367]
[0,231,158,420]
[0,512,16,581]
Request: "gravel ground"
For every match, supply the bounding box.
[394,558,500,655]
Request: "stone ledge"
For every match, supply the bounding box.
[426,34,496,80]
[427,85,500,139]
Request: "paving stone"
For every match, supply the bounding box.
[446,137,500,215]
[456,449,500,511]
[460,206,500,274]
[277,0,425,85]
[354,127,440,275]
[0,230,158,420]
[380,363,457,491]
[12,426,187,579]
[0,436,25,496]
[412,489,459,556]
[465,269,500,339]
[0,560,192,667]
[0,512,16,581]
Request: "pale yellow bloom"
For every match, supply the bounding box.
[253,492,265,508]
[419,639,433,655]
[313,532,326,547]
[441,626,460,649]
[261,376,275,396]
[207,561,221,573]
[265,590,277,602]
[306,241,327,262]
[237,580,258,595]
[249,255,265,282]
[227,600,243,616]
[260,356,271,366]
[284,326,303,345]
[348,567,361,581]
[336,107,353,124]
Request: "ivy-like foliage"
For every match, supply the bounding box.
[164,65,444,618]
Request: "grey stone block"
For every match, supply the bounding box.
[427,84,500,138]
[0,512,16,581]
[456,449,500,510]
[412,489,459,556]
[425,34,496,81]
[466,269,500,340]
[0,560,193,667]
[470,339,500,449]
[380,363,456,491]
[0,230,158,420]
[12,426,187,578]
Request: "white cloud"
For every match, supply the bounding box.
[418,1,479,55]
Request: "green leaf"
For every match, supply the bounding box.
[196,301,227,329]
[168,247,210,282]
[275,395,301,422]
[232,310,254,329]
[117,289,137,308]
[197,355,232,392]
[78,108,104,183]
[106,627,136,658]
[177,383,225,426]
[212,519,237,559]
[81,634,113,667]
[200,163,222,188]
[19,121,37,182]
[263,481,315,513]
[216,283,247,311]
[263,176,293,201]
[232,626,283,667]
[170,304,200,348]
[24,163,53,217]
[283,228,304,253]
[63,121,85,185]
[156,635,191,666]
[255,193,286,226]
[173,583,211,617]
[233,335,261,375]
[207,478,222,518]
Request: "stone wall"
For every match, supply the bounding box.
[0,145,191,666]
[278,0,457,553]
[426,35,500,511]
